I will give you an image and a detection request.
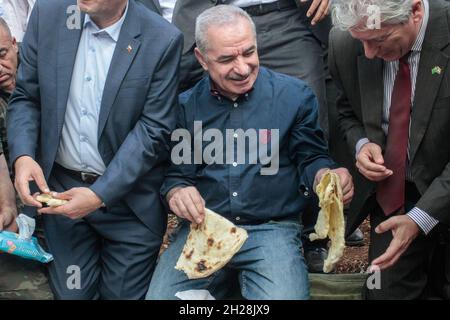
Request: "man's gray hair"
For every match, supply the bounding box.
[331,0,414,31]
[195,5,256,54]
[0,18,12,38]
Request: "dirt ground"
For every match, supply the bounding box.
[335,219,370,274]
[161,215,370,274]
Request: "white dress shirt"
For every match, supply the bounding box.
[159,0,177,22]
[56,2,129,175]
[229,0,277,8]
[0,0,35,42]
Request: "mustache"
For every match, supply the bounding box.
[227,72,251,81]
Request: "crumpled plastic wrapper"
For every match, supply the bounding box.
[0,214,53,263]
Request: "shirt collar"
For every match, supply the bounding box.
[208,76,254,102]
[411,0,429,52]
[84,1,129,42]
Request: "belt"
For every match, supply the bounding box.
[241,0,296,16]
[53,163,101,184]
[233,215,298,226]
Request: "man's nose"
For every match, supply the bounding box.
[233,58,250,76]
[363,41,379,59]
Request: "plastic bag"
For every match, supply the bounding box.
[0,214,53,263]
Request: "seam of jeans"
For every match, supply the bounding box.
[240,271,248,297]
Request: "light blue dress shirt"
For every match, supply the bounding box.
[56,3,129,175]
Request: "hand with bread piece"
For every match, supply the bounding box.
[166,186,205,224]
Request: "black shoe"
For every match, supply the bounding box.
[345,227,364,246]
[304,247,328,273]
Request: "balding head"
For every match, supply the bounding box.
[0,18,12,39]
[0,17,18,93]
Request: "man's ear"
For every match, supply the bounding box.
[12,37,18,53]
[194,47,208,71]
[411,0,424,23]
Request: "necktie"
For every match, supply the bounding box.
[376,54,412,216]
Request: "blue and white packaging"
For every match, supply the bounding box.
[0,214,53,263]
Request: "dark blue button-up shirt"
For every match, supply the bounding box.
[161,67,336,223]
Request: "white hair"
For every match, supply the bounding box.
[331,0,415,31]
[195,5,256,54]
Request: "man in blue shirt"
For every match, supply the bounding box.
[146,5,353,300]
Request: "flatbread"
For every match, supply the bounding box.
[175,208,248,279]
[35,194,68,207]
[309,171,345,273]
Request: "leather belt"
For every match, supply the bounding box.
[233,215,298,226]
[241,0,296,16]
[54,163,100,184]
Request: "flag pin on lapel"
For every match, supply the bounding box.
[432,66,442,75]
[127,45,132,53]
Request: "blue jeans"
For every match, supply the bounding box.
[146,219,309,300]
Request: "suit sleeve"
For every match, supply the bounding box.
[329,29,367,156]
[416,162,450,226]
[289,85,337,192]
[6,2,41,165]
[159,97,198,202]
[90,32,184,206]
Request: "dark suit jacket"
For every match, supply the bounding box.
[172,0,332,54]
[7,0,183,236]
[136,0,162,15]
[329,0,450,229]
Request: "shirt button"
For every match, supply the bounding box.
[232,162,238,167]
[304,191,309,197]
[236,216,241,221]
[232,192,238,197]
[81,164,87,169]
[233,102,238,108]
[90,47,95,53]
[233,133,238,138]
[85,76,92,82]
[81,109,87,116]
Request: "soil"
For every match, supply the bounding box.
[335,219,370,274]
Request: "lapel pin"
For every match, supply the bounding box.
[432,66,442,75]
[127,45,133,53]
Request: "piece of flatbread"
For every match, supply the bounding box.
[309,171,345,273]
[175,208,248,279]
[35,194,68,207]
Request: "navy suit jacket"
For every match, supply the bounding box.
[7,0,183,236]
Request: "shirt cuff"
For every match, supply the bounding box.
[407,207,439,235]
[355,138,370,158]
